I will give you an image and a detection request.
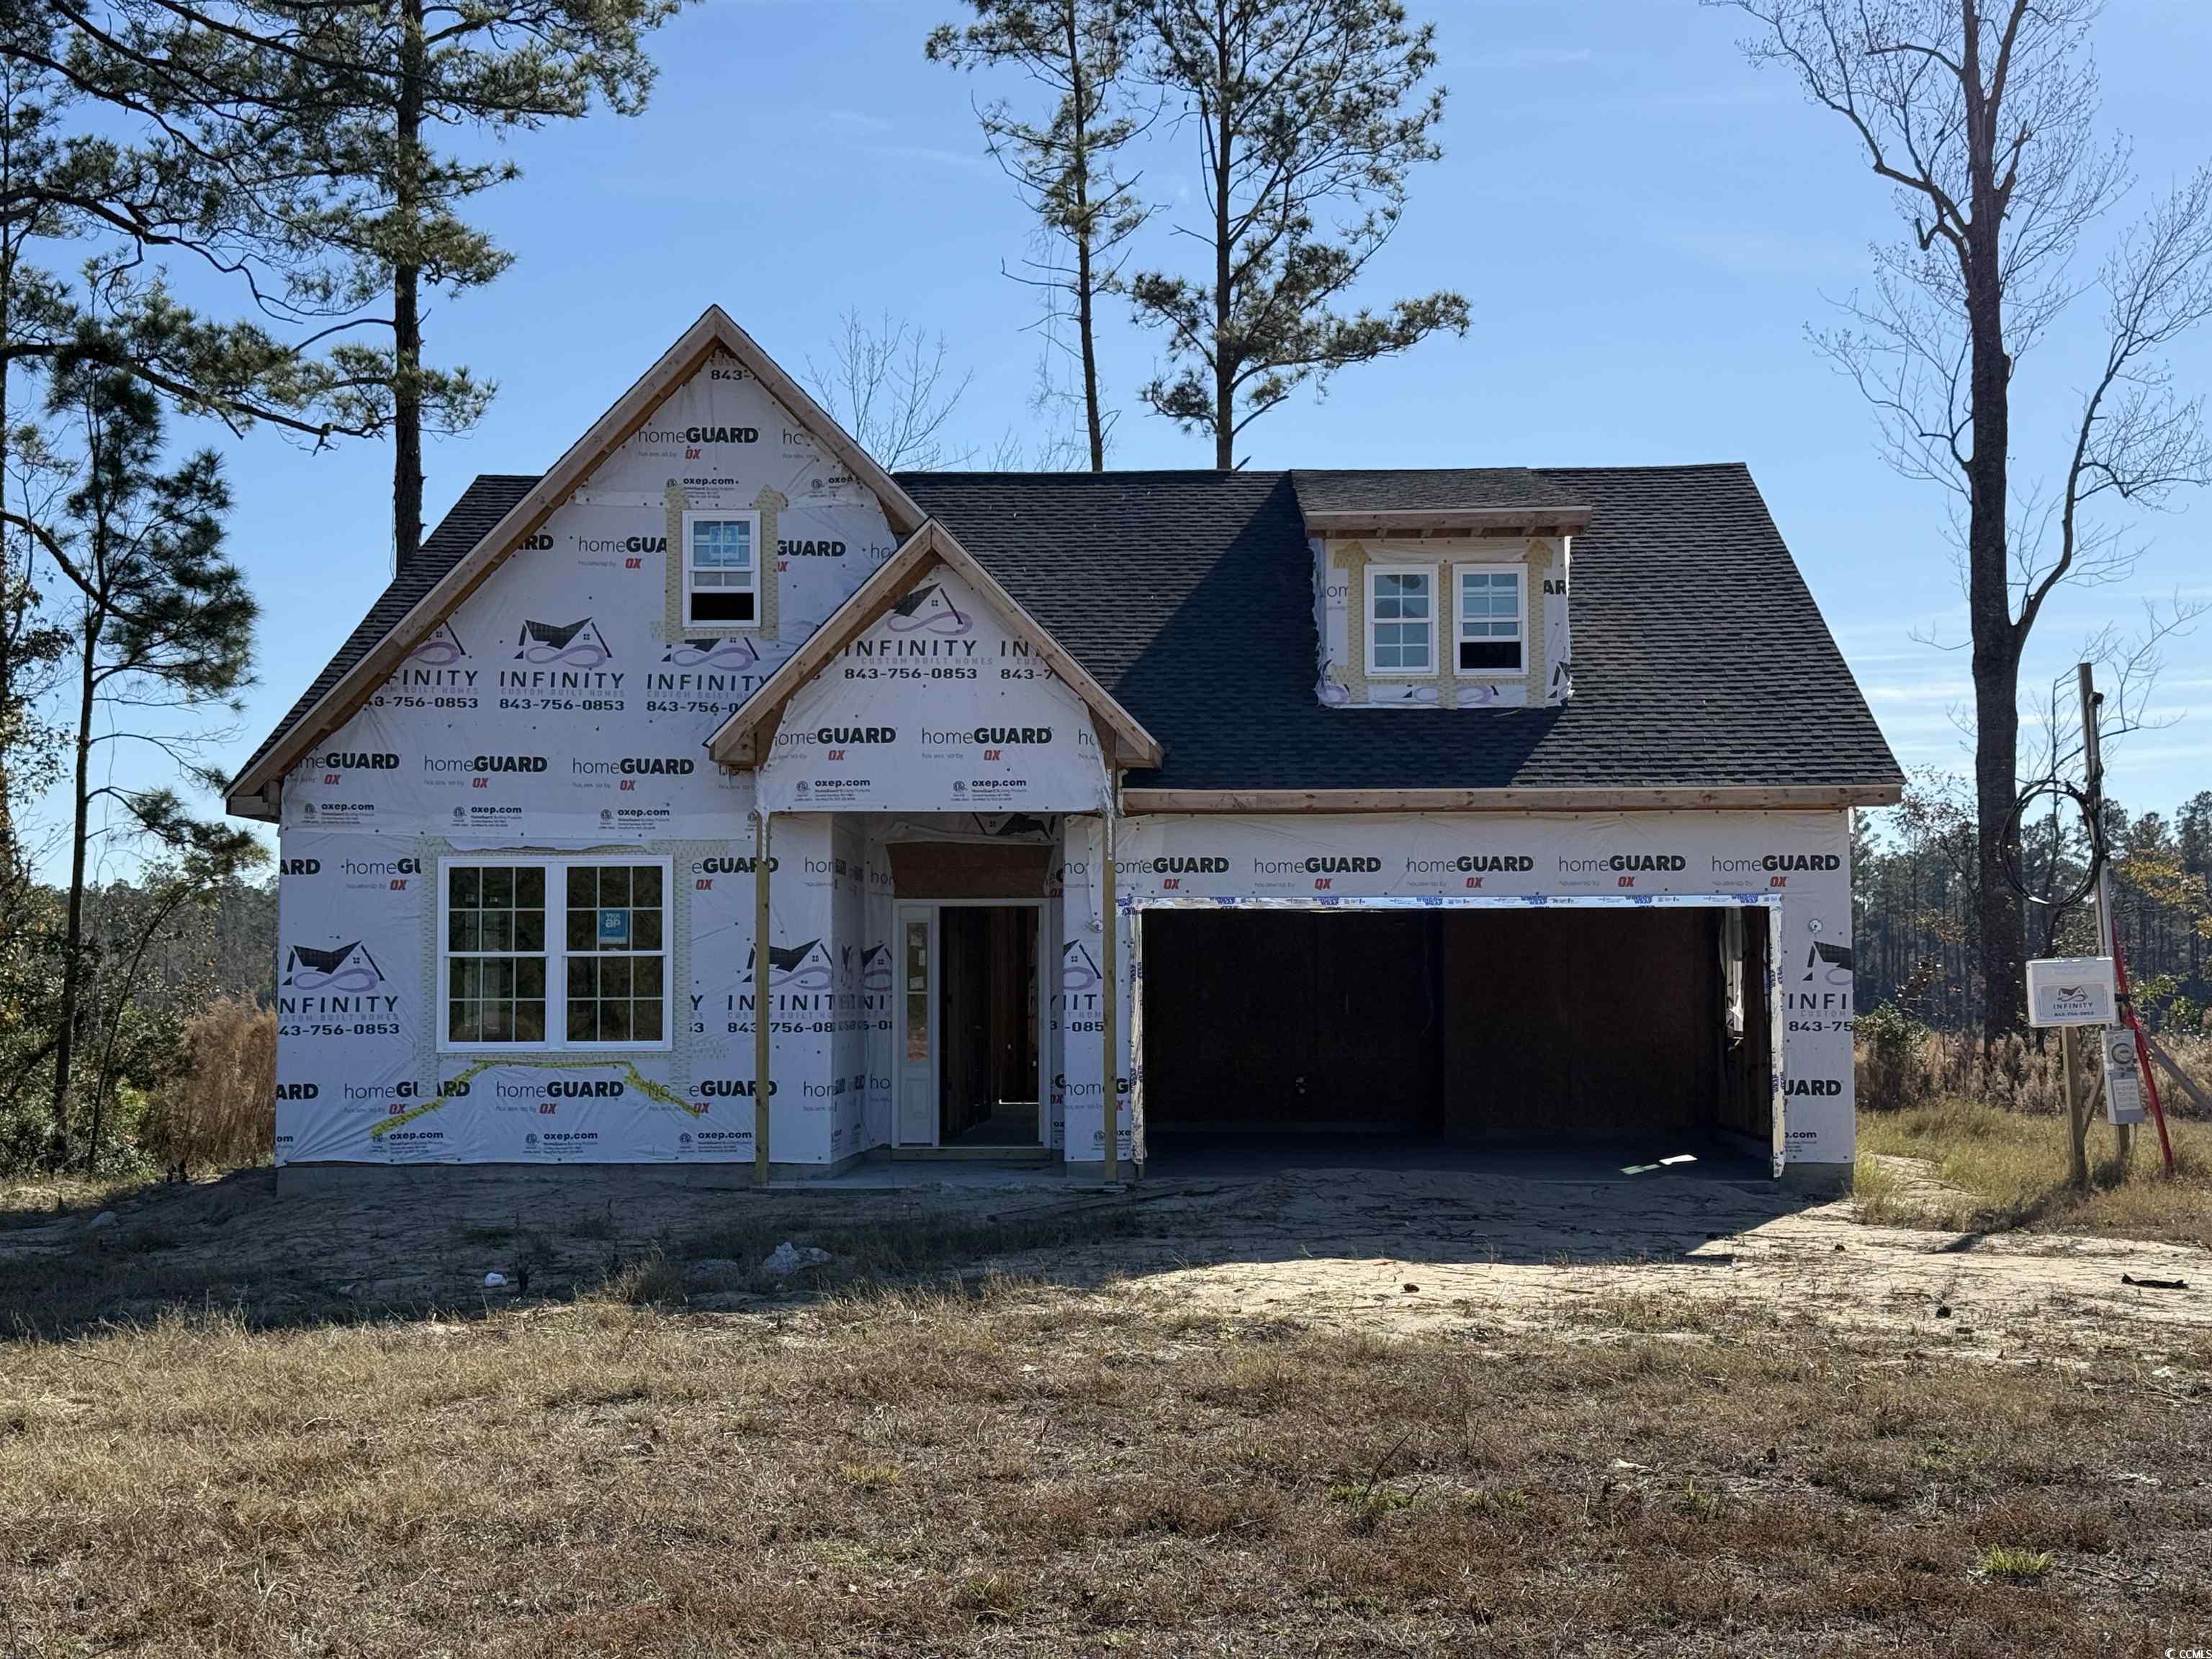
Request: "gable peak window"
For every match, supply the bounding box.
[1366,565,1435,675]
[1454,563,1526,675]
[683,510,759,627]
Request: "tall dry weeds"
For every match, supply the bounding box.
[138,997,275,1172]
[1856,1026,2209,1118]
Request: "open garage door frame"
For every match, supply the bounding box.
[1122,894,1786,1177]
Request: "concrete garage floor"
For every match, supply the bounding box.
[1143,1133,1771,1185]
[779,1136,1771,1192]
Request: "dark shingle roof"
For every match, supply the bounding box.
[1290,466,1585,516]
[234,463,1899,799]
[899,465,1897,792]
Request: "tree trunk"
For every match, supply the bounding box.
[1961,15,2025,1040]
[1069,5,1104,472]
[1210,17,1233,470]
[48,605,99,1161]
[392,0,427,569]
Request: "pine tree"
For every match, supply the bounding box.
[13,340,259,1161]
[928,0,1155,470]
[246,0,681,566]
[1128,0,1468,467]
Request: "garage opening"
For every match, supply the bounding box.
[1138,904,1772,1159]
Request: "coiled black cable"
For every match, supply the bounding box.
[1999,778,2106,910]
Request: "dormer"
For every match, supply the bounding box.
[1292,469,1591,710]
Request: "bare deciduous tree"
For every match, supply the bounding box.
[806,312,976,473]
[1719,0,2212,1035]
[806,311,1084,474]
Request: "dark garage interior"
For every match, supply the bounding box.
[1139,907,1771,1153]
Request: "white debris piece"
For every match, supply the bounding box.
[88,1210,117,1231]
[483,1272,508,1289]
[761,1241,832,1280]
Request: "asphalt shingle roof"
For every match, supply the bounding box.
[1289,467,1586,516]
[235,463,1899,798]
[898,466,1897,792]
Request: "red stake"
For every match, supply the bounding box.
[2108,929,2176,1178]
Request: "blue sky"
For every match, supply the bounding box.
[135,0,2212,863]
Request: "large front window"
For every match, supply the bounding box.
[1367,567,1434,675]
[441,858,669,1051]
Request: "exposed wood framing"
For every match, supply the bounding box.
[1100,806,1120,1186]
[226,305,928,818]
[1118,784,1903,814]
[753,810,772,1187]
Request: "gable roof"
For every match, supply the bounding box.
[705,518,1162,770]
[230,459,1901,814]
[223,306,925,818]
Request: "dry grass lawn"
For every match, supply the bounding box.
[3,1130,2208,1656]
[3,1282,2208,1658]
[1856,1100,2212,1247]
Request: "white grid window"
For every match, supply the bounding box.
[1367,567,1434,675]
[1454,565,1526,675]
[440,857,670,1051]
[683,511,758,627]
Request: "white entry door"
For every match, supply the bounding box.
[896,903,938,1147]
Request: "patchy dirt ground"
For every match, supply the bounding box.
[4,1161,2205,1364]
[4,1162,2208,1655]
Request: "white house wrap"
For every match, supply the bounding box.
[233,309,1900,1189]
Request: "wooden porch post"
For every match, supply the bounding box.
[1101,806,1119,1185]
[754,809,772,1187]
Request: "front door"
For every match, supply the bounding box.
[896,904,938,1147]
[895,899,1048,1149]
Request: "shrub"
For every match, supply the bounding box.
[137,997,275,1173]
[1853,1004,1928,1111]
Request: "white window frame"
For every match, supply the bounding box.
[681,508,762,631]
[1452,561,1528,678]
[1364,563,1438,678]
[436,854,674,1055]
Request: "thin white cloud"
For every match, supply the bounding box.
[1466,45,1593,68]
[863,143,999,179]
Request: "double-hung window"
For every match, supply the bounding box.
[441,856,670,1051]
[683,510,759,627]
[1453,564,1526,675]
[1366,566,1435,675]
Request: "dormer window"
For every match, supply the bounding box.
[1454,565,1526,675]
[683,510,759,626]
[1367,566,1435,675]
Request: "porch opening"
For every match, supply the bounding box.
[896,899,1046,1153]
[1138,905,1773,1166]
